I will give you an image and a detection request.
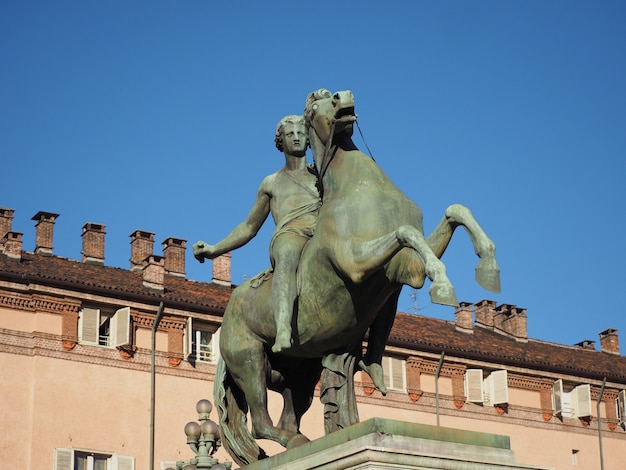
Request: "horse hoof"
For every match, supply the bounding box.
[286,433,310,449]
[429,281,459,307]
[476,260,501,293]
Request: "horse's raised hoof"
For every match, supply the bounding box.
[271,333,293,353]
[429,281,459,307]
[358,360,388,396]
[286,433,310,449]
[476,258,501,293]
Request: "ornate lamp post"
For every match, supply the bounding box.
[167,399,231,470]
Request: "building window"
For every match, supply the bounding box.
[571,449,579,466]
[79,307,130,348]
[465,369,509,406]
[383,355,406,391]
[552,380,592,418]
[54,449,134,470]
[186,319,220,364]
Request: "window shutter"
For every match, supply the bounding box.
[573,384,592,417]
[184,317,193,358]
[617,390,626,426]
[112,454,135,470]
[552,379,563,415]
[490,370,508,405]
[80,308,99,344]
[391,357,405,390]
[211,327,221,362]
[113,307,131,347]
[54,448,73,470]
[161,461,178,470]
[465,369,484,403]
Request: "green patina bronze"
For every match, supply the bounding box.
[193,89,500,467]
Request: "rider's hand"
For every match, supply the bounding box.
[193,241,215,263]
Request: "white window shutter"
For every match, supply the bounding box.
[113,307,131,347]
[390,357,405,390]
[211,327,221,362]
[573,384,592,417]
[465,369,484,403]
[161,461,178,470]
[80,308,99,344]
[490,370,509,405]
[618,390,626,425]
[112,454,135,470]
[54,448,73,470]
[552,379,563,415]
[184,317,193,357]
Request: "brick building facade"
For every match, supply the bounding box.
[1,206,625,469]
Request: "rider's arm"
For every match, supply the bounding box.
[197,177,272,259]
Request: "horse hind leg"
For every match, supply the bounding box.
[437,204,501,293]
[226,344,299,449]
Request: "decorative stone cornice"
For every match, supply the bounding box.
[508,373,553,390]
[133,313,186,330]
[0,290,80,314]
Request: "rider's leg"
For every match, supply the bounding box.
[271,235,307,353]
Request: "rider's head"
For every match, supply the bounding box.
[275,115,307,155]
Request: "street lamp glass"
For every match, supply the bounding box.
[201,419,219,436]
[196,399,213,415]
[184,421,201,438]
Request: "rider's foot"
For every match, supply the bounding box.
[272,332,293,353]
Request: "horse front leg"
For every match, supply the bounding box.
[334,227,458,306]
[427,204,501,293]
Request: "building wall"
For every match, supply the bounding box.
[1,225,625,470]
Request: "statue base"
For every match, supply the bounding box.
[242,418,551,470]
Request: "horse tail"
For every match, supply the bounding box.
[214,357,268,467]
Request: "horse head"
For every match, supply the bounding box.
[304,89,358,174]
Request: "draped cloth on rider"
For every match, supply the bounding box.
[320,351,360,434]
[249,199,322,288]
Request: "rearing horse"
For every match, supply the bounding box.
[206,89,500,466]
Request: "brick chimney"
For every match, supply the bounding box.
[142,255,165,292]
[162,237,186,278]
[0,207,15,254]
[474,299,496,330]
[455,302,474,334]
[212,252,231,286]
[31,211,60,256]
[0,207,14,238]
[81,223,106,265]
[599,328,620,355]
[494,304,528,343]
[130,230,155,271]
[3,231,23,260]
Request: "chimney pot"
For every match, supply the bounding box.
[3,231,23,260]
[599,328,620,355]
[130,230,155,271]
[81,223,106,265]
[574,340,596,350]
[31,211,60,255]
[212,252,232,286]
[142,255,165,292]
[162,237,186,278]
[455,301,474,334]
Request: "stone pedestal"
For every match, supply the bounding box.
[242,418,552,470]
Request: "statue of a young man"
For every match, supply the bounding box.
[193,115,321,353]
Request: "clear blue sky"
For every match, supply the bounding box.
[2,1,625,349]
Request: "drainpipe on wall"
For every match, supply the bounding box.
[597,377,606,470]
[435,352,445,427]
[150,302,165,470]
